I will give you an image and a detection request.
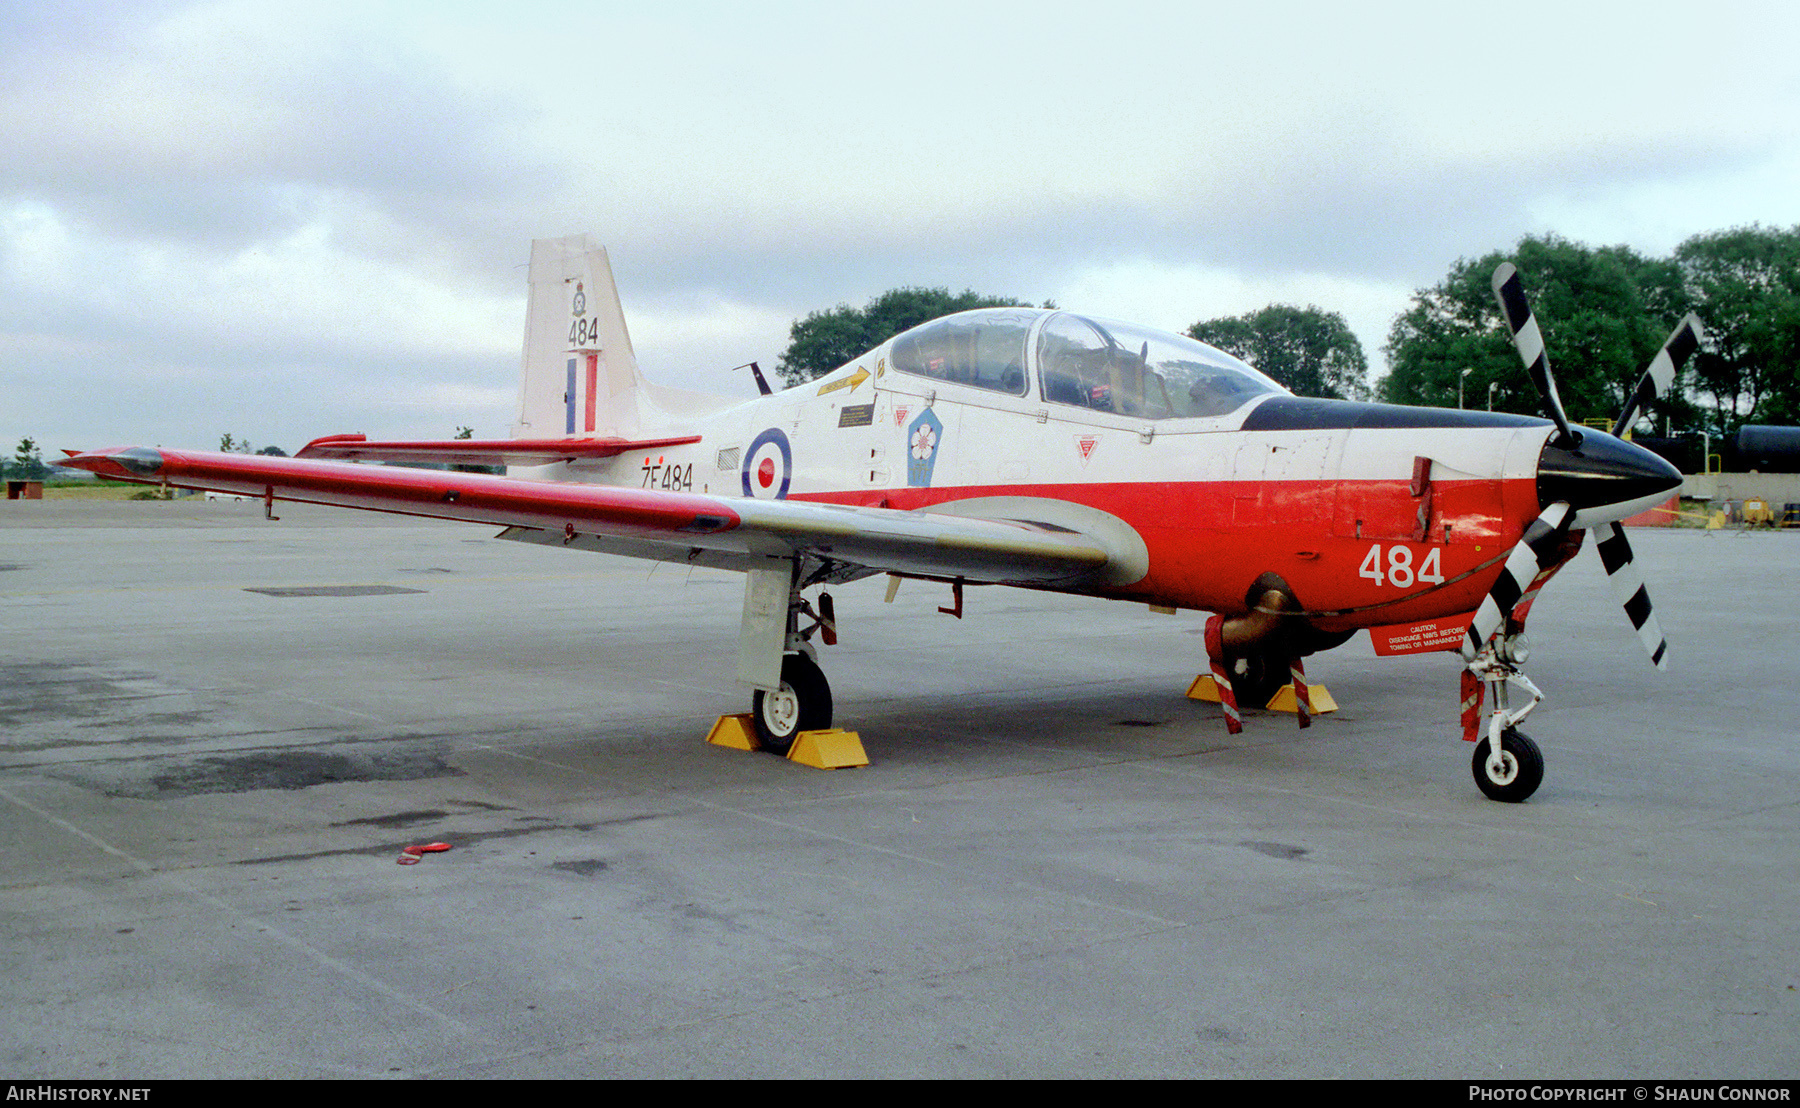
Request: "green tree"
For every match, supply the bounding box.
[1674,225,1800,433]
[776,287,1022,386]
[450,426,497,474]
[1380,235,1688,430]
[1188,305,1370,400]
[10,437,46,481]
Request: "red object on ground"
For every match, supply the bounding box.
[396,842,453,865]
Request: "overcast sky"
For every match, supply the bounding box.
[5,0,1797,455]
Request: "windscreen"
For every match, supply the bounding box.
[1037,313,1283,419]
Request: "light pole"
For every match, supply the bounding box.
[1459,367,1472,409]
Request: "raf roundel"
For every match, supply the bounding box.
[741,428,792,500]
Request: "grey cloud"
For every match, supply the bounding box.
[592,126,1774,316]
[1,24,555,271]
[0,0,185,60]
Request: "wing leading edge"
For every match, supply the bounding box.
[62,447,1112,586]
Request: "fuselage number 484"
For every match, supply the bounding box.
[1359,543,1444,589]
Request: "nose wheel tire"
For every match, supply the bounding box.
[752,653,833,756]
[1472,728,1543,803]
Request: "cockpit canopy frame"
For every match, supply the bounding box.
[882,307,1285,421]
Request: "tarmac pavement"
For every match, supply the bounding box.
[2,499,1796,1078]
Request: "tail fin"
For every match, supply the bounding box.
[514,236,644,439]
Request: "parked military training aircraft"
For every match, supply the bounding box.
[66,236,1697,801]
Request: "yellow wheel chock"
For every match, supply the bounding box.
[786,729,869,769]
[704,713,759,750]
[706,714,869,769]
[1186,675,1337,714]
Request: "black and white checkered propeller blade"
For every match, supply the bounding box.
[1462,501,1573,660]
[1594,522,1668,668]
[1591,315,1699,670]
[1612,314,1703,439]
[1493,262,1578,448]
[1487,266,1699,669]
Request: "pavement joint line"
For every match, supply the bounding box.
[468,741,1185,927]
[0,781,480,1039]
[257,687,392,723]
[0,728,448,772]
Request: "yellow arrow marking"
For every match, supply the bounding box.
[817,367,871,396]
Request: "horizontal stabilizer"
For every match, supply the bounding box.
[296,433,701,467]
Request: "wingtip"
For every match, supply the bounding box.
[60,446,166,479]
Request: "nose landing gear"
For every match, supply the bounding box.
[1473,727,1544,803]
[1463,640,1546,803]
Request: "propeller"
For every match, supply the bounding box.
[1592,314,1701,670]
[1461,501,1573,660]
[1464,266,1694,668]
[1612,314,1703,439]
[1594,521,1667,668]
[1492,262,1578,448]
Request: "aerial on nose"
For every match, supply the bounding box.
[1537,430,1682,524]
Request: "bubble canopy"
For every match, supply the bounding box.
[884,308,1284,420]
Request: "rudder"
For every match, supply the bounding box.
[513,236,643,439]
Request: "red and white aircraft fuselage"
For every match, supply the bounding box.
[68,236,1684,799]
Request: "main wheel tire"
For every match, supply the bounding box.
[751,653,833,756]
[1230,653,1289,710]
[1472,728,1544,803]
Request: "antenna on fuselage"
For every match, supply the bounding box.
[734,361,773,396]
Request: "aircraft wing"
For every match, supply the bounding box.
[294,432,703,467]
[61,447,1112,585]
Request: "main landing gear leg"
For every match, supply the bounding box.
[1463,644,1546,803]
[738,559,837,756]
[1198,613,1325,733]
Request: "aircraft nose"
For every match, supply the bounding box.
[1537,431,1682,524]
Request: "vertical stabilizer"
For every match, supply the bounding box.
[515,236,642,439]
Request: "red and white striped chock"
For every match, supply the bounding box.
[1203,614,1242,735]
